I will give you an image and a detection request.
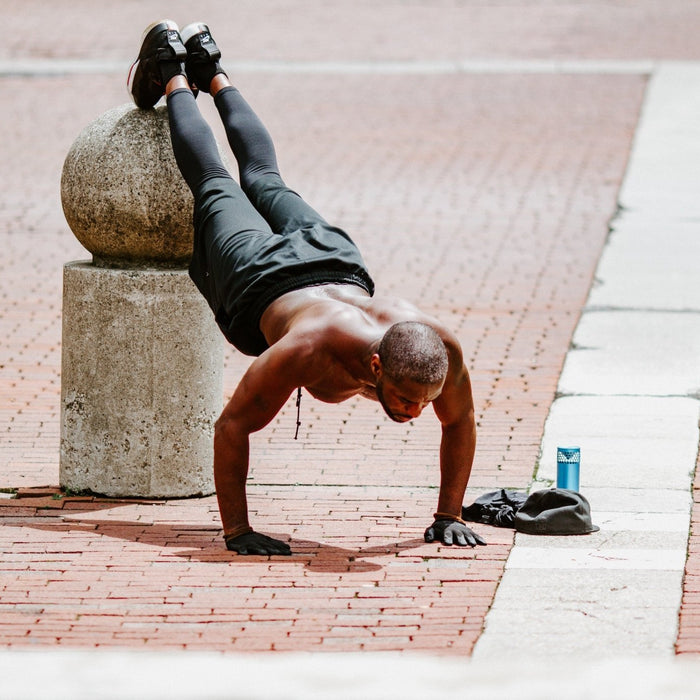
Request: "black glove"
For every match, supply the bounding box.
[225,530,292,556]
[424,518,487,547]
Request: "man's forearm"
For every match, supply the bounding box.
[436,415,476,516]
[213,418,252,535]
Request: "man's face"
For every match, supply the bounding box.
[375,374,444,423]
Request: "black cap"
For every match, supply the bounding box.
[514,489,600,535]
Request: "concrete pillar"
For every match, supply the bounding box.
[60,264,222,497]
[59,103,226,498]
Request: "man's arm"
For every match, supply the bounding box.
[429,341,486,547]
[214,334,318,554]
[433,362,475,516]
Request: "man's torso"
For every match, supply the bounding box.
[259,283,447,403]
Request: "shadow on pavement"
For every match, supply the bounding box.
[3,489,473,573]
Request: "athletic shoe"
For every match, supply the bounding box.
[127,19,188,109]
[181,22,227,93]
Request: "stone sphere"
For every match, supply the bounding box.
[61,103,196,267]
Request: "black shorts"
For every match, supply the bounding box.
[188,173,375,356]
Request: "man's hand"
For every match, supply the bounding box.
[424,518,486,547]
[225,531,292,556]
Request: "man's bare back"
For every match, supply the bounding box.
[260,283,454,404]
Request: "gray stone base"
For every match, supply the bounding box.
[60,262,223,498]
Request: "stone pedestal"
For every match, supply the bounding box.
[59,103,227,498]
[60,264,223,498]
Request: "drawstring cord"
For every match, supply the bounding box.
[294,387,302,440]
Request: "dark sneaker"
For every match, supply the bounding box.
[128,19,187,109]
[181,22,227,93]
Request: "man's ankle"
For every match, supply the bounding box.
[210,73,231,97]
[166,74,191,96]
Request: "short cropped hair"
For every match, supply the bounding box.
[377,322,449,385]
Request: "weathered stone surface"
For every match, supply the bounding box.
[60,263,223,498]
[60,104,194,266]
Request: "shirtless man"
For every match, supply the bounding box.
[129,20,486,555]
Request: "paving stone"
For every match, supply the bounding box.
[507,546,687,571]
[559,311,700,397]
[475,567,685,659]
[589,215,700,311]
[571,511,689,533]
[534,396,700,490]
[618,63,700,218]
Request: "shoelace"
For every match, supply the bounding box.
[294,387,302,440]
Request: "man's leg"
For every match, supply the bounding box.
[212,83,281,192]
[180,23,280,192]
[214,79,346,240]
[165,79,231,192]
[181,24,338,237]
[127,21,232,193]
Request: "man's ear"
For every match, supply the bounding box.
[370,354,383,379]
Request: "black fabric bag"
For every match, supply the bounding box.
[462,488,599,535]
[461,489,529,528]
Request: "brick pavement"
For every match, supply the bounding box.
[2,0,698,658]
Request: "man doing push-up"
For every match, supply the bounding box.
[128,20,486,555]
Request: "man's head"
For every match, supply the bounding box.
[371,322,449,423]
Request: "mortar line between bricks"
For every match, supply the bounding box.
[247,483,439,488]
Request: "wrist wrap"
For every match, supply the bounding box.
[433,511,467,525]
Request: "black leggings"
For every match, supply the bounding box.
[165,86,374,356]
[168,85,278,194]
